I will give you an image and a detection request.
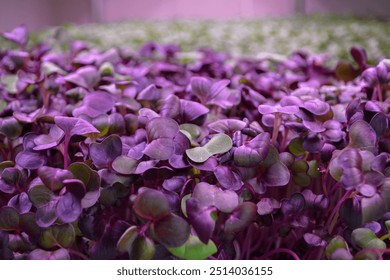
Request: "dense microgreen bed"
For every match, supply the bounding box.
[46,16,390,62]
[0,25,389,260]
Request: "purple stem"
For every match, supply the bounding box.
[260,248,300,260]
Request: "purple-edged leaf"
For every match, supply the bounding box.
[8,193,32,214]
[281,193,306,215]
[304,233,326,247]
[301,189,329,209]
[73,91,115,118]
[112,155,138,175]
[234,146,263,167]
[36,200,58,228]
[38,166,73,192]
[0,117,23,139]
[90,135,122,168]
[68,162,100,192]
[0,207,19,231]
[257,198,280,215]
[15,133,46,169]
[208,119,246,134]
[143,138,175,160]
[186,198,216,244]
[63,179,86,199]
[351,46,367,69]
[39,223,75,249]
[188,156,218,171]
[153,213,190,248]
[33,125,64,150]
[349,120,377,151]
[133,160,159,174]
[28,185,54,208]
[133,189,170,220]
[192,182,239,213]
[263,162,290,187]
[63,66,100,89]
[56,192,82,223]
[224,202,256,234]
[162,176,186,192]
[137,84,161,101]
[159,94,180,119]
[214,165,243,191]
[361,194,386,224]
[180,99,209,125]
[370,112,388,137]
[28,248,70,260]
[1,25,28,47]
[55,116,99,138]
[191,76,212,103]
[81,189,100,208]
[303,99,330,116]
[146,117,179,140]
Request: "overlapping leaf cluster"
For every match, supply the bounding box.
[0,26,389,260]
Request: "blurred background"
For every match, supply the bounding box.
[1,0,389,32]
[1,0,390,61]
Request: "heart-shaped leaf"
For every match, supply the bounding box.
[224,202,256,234]
[168,234,217,260]
[153,213,190,248]
[133,189,170,220]
[0,207,19,231]
[56,192,82,223]
[90,135,122,168]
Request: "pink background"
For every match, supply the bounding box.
[1,0,390,32]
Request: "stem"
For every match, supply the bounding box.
[260,248,300,260]
[327,189,354,234]
[377,84,383,102]
[380,233,390,241]
[63,137,70,168]
[272,112,282,146]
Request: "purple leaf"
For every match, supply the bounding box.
[214,165,243,191]
[55,116,100,138]
[73,91,115,118]
[1,25,28,47]
[186,198,216,244]
[56,192,82,223]
[89,135,122,168]
[33,125,65,151]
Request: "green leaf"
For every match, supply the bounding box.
[288,138,305,156]
[28,185,55,208]
[39,223,75,249]
[112,156,138,175]
[68,162,100,191]
[168,234,217,260]
[204,133,233,155]
[0,207,19,231]
[133,189,170,220]
[325,235,348,259]
[0,117,23,139]
[153,213,190,248]
[41,61,66,75]
[185,147,212,163]
[28,248,70,260]
[351,228,386,249]
[116,226,139,254]
[181,194,192,218]
[185,133,232,163]
[1,75,18,94]
[348,120,377,152]
[130,236,155,260]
